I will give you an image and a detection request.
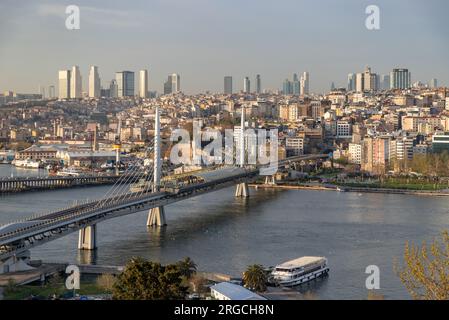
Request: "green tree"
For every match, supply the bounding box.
[96,274,116,293]
[242,264,267,292]
[395,231,449,300]
[112,257,188,300]
[176,257,197,279]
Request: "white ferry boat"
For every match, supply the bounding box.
[271,256,329,287]
[56,168,83,177]
[12,159,41,169]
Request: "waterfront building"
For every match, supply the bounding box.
[348,143,362,164]
[210,282,266,300]
[432,132,449,153]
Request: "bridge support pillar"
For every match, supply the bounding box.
[235,182,249,197]
[78,225,97,250]
[147,207,167,227]
[264,175,277,185]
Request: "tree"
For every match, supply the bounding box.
[96,274,116,293]
[242,264,267,292]
[189,275,209,295]
[112,257,188,300]
[395,231,449,300]
[176,257,197,279]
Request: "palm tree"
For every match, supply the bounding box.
[243,264,267,292]
[177,257,197,279]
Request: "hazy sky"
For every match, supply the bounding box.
[1,0,448,94]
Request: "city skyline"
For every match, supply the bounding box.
[1,0,449,94]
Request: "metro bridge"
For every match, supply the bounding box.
[0,107,328,273]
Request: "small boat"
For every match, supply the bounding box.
[336,186,348,192]
[12,159,41,169]
[270,256,329,287]
[56,168,83,176]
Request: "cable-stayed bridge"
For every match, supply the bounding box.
[0,107,328,273]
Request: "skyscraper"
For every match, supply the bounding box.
[163,77,172,95]
[224,76,233,94]
[292,74,300,95]
[300,72,309,95]
[347,73,356,91]
[381,74,390,90]
[283,79,292,95]
[429,78,438,88]
[390,68,411,89]
[48,85,56,99]
[58,70,71,99]
[255,74,261,94]
[38,85,45,99]
[109,79,118,98]
[243,77,250,94]
[139,69,149,98]
[171,73,180,93]
[116,71,135,97]
[88,66,100,98]
[355,73,364,92]
[70,65,82,99]
[363,66,378,92]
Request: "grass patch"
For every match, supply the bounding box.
[338,181,448,191]
[3,280,109,300]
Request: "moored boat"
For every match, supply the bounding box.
[270,256,329,287]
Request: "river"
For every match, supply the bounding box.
[1,165,448,299]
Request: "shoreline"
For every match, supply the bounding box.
[250,183,449,197]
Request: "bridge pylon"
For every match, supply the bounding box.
[147,106,167,227]
[235,105,250,198]
[78,225,97,250]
